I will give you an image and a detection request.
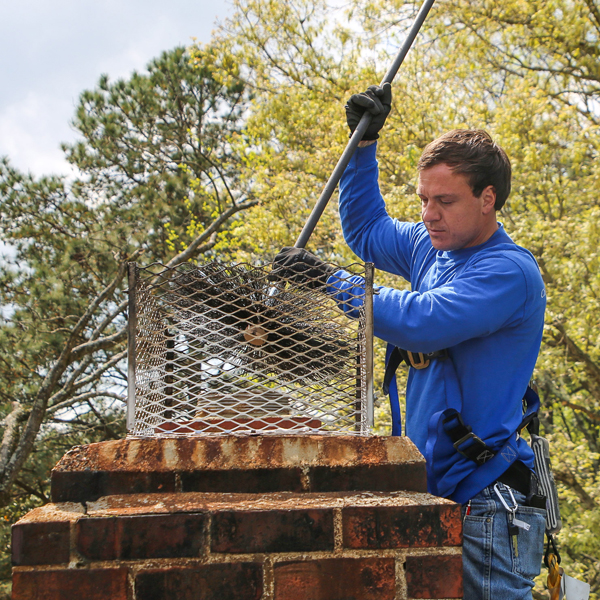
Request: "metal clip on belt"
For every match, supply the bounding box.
[382,346,448,394]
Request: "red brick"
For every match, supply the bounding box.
[119,513,205,559]
[75,517,118,561]
[12,521,70,566]
[135,563,263,600]
[309,463,427,493]
[51,470,176,503]
[181,467,304,493]
[212,508,334,553]
[405,554,463,599]
[76,513,206,560]
[12,567,128,600]
[273,558,395,600]
[343,504,462,549]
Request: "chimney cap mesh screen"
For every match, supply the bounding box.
[127,261,374,437]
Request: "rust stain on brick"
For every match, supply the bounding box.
[439,505,463,547]
[53,436,425,475]
[12,567,129,600]
[256,436,285,466]
[273,557,396,600]
[405,553,463,598]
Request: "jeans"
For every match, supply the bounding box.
[462,483,546,600]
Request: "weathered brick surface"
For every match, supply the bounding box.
[12,568,128,600]
[51,470,176,503]
[11,521,70,566]
[76,513,206,560]
[51,436,426,501]
[181,467,304,494]
[343,504,462,549]
[212,508,334,553]
[53,436,424,473]
[75,516,117,561]
[135,563,263,600]
[310,463,427,493]
[14,436,460,600]
[273,558,396,600]
[405,554,463,599]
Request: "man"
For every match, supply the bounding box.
[274,83,547,599]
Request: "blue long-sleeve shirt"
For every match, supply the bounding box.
[329,143,546,501]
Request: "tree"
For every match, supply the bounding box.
[0,45,256,536]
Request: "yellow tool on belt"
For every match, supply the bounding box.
[545,536,562,600]
[543,522,590,599]
[527,388,589,599]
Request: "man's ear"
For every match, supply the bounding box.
[481,185,497,214]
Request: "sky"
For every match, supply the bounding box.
[0,0,231,178]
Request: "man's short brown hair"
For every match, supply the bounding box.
[417,129,511,210]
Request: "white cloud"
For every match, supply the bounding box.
[0,0,231,176]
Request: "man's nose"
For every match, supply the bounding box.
[422,201,440,222]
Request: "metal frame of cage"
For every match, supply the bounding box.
[126,260,374,437]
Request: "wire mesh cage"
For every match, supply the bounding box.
[127,260,374,437]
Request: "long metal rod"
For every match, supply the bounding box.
[364,263,375,431]
[294,0,436,249]
[127,262,138,432]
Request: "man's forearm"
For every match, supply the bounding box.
[357,140,377,148]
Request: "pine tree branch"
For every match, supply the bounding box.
[69,329,127,361]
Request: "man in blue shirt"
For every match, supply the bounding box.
[274,83,547,599]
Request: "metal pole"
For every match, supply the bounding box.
[364,263,375,431]
[127,262,138,432]
[294,0,436,249]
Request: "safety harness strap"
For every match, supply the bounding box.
[383,346,448,395]
[384,345,403,436]
[384,345,448,436]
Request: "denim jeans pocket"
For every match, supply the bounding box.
[511,507,546,579]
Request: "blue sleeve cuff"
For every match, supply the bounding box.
[348,141,378,169]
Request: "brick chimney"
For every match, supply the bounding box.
[11,435,463,599]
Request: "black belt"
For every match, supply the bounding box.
[497,461,546,509]
[497,460,533,496]
[444,411,546,508]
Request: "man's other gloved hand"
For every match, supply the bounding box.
[272,247,336,290]
[345,82,392,140]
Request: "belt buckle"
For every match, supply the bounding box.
[408,352,430,369]
[453,431,495,463]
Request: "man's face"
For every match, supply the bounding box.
[417,163,498,251]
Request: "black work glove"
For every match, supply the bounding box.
[271,247,336,290]
[345,82,392,140]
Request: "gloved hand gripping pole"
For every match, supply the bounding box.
[294,0,436,250]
